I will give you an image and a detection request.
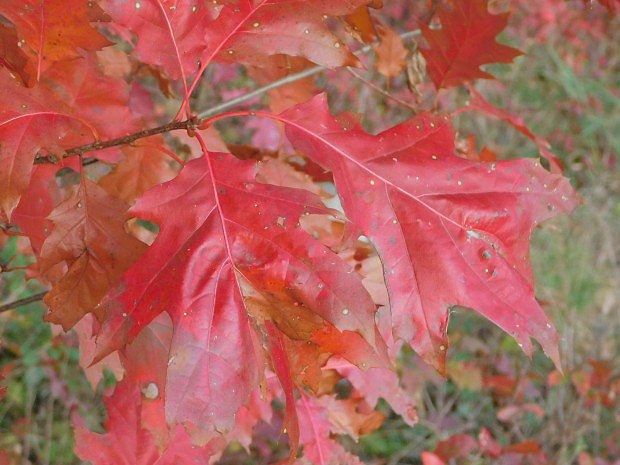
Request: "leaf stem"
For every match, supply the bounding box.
[175,0,273,119]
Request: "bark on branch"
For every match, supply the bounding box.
[33,119,200,164]
[0,291,48,313]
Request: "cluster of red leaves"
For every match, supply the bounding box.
[0,0,591,463]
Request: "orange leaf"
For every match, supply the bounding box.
[373,25,408,78]
[39,180,147,330]
[0,0,110,83]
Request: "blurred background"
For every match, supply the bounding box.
[0,1,618,464]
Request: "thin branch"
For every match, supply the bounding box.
[0,291,47,313]
[198,28,421,119]
[346,68,418,112]
[33,119,200,165]
[199,65,325,118]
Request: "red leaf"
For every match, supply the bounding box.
[478,427,502,457]
[94,153,380,435]
[73,380,220,465]
[43,57,139,142]
[327,357,418,425]
[100,0,213,86]
[0,0,110,83]
[422,452,448,465]
[315,394,384,439]
[224,389,273,451]
[204,0,369,69]
[0,57,138,217]
[502,440,543,455]
[588,359,613,386]
[266,321,300,460]
[420,0,522,89]
[0,340,9,402]
[435,434,478,461]
[12,164,62,256]
[120,313,175,448]
[248,56,319,113]
[39,180,147,329]
[0,72,94,217]
[484,375,518,396]
[296,394,364,465]
[74,314,124,389]
[278,94,579,372]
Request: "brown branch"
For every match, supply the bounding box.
[33,118,200,165]
[0,291,48,313]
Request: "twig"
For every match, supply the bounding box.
[346,68,418,112]
[0,290,48,313]
[199,65,326,118]
[198,29,421,119]
[33,119,200,164]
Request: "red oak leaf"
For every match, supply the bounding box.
[315,394,384,440]
[277,94,580,372]
[327,357,418,425]
[73,379,221,465]
[262,323,387,458]
[0,57,138,217]
[204,0,370,69]
[0,71,95,217]
[266,321,300,459]
[0,0,110,83]
[100,0,213,90]
[43,57,139,143]
[94,152,380,435]
[223,388,273,451]
[0,340,9,402]
[296,394,364,465]
[73,314,124,390]
[420,0,522,89]
[39,180,147,330]
[12,164,62,256]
